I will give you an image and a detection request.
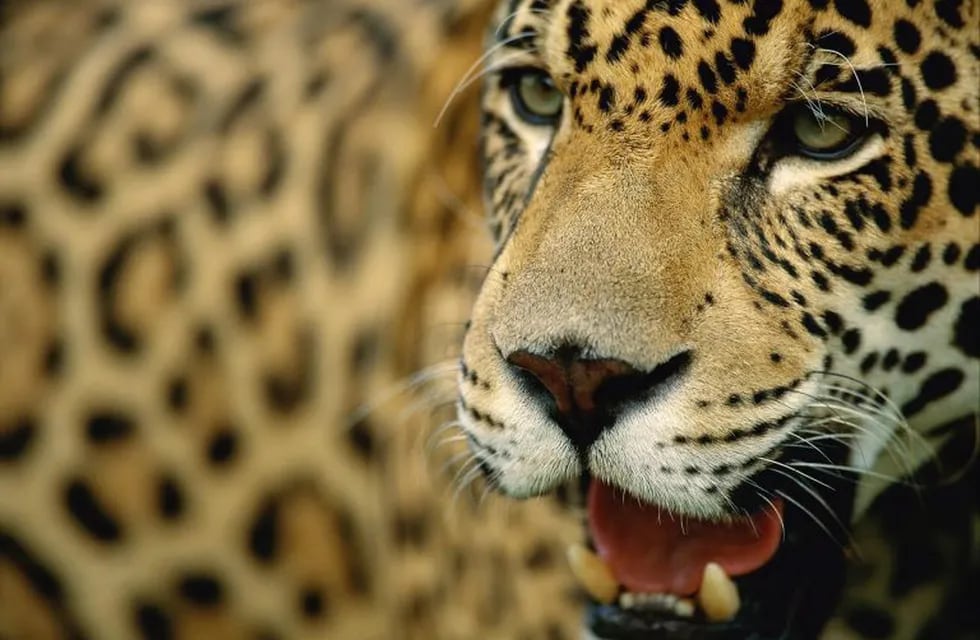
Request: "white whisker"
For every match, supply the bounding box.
[427,432,469,456]
[434,35,536,128]
[492,7,551,39]
[759,494,786,541]
[442,448,478,477]
[775,490,841,546]
[763,467,848,533]
[785,430,837,464]
[807,45,869,124]
[347,361,458,427]
[806,399,921,475]
[789,461,913,486]
[759,457,835,491]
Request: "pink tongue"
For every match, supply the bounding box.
[588,481,783,596]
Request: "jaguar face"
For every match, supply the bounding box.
[456,0,979,638]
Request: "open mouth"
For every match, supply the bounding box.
[568,462,857,640]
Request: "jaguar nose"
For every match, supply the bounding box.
[506,346,692,453]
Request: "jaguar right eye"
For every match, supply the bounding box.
[501,67,563,126]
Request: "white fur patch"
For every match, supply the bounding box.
[768,135,885,196]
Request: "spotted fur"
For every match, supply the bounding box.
[0,2,585,639]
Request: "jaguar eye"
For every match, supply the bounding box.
[506,68,563,125]
[789,105,867,160]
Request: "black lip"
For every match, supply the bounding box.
[588,605,745,640]
[586,440,858,640]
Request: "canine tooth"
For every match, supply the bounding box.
[619,592,636,609]
[698,562,740,622]
[675,598,696,618]
[567,545,618,604]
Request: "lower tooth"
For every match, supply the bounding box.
[697,562,740,622]
[566,544,619,604]
[675,598,696,618]
[646,593,675,608]
[619,592,689,614]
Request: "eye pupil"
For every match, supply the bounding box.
[510,69,563,124]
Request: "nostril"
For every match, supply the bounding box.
[505,347,693,453]
[508,364,561,420]
[507,349,639,418]
[593,349,693,413]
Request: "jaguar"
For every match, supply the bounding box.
[0,1,977,639]
[457,0,978,638]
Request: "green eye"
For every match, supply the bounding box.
[789,106,866,159]
[507,68,563,125]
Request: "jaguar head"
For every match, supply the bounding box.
[456,0,978,638]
